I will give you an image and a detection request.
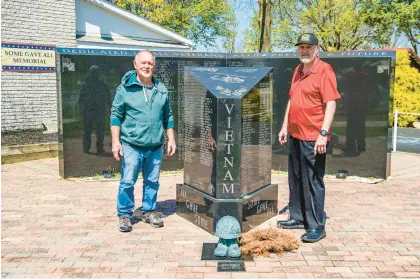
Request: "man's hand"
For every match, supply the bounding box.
[112,140,123,161]
[314,135,328,155]
[167,139,176,156]
[278,127,288,145]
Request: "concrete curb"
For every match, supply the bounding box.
[1,142,58,156]
[1,142,59,164]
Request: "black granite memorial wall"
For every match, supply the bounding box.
[57,49,394,179]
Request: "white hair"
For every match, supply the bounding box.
[135,50,156,61]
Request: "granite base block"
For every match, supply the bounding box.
[176,183,278,235]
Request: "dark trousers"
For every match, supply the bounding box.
[83,112,105,151]
[346,108,367,152]
[288,135,327,230]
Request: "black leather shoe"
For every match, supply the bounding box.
[301,228,326,243]
[278,219,305,229]
[277,219,290,225]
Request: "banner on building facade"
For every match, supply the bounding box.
[1,42,56,72]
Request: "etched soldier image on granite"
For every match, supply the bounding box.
[176,66,278,260]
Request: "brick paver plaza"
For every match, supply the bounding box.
[2,153,420,278]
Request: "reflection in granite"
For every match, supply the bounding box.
[78,65,112,154]
[240,80,272,194]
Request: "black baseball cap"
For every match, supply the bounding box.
[295,33,318,46]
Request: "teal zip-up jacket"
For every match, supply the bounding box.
[110,70,175,148]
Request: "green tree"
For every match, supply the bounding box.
[270,0,392,51]
[391,50,420,127]
[221,2,238,53]
[365,0,419,53]
[109,0,231,48]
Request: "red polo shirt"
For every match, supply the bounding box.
[288,58,341,141]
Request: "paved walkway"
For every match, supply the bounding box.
[2,153,420,278]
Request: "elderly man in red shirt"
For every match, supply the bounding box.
[277,33,341,243]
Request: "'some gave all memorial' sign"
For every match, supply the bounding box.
[1,42,56,72]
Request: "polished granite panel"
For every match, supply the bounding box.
[58,51,393,178]
[240,74,272,195]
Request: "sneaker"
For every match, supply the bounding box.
[119,216,132,232]
[142,211,164,228]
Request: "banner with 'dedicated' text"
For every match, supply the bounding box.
[1,42,56,72]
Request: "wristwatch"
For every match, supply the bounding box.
[320,129,328,136]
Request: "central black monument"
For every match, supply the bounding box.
[176,67,278,266]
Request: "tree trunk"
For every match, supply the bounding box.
[407,34,418,54]
[258,0,271,53]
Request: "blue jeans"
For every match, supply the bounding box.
[117,142,163,217]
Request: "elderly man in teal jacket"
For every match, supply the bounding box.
[110,50,176,232]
